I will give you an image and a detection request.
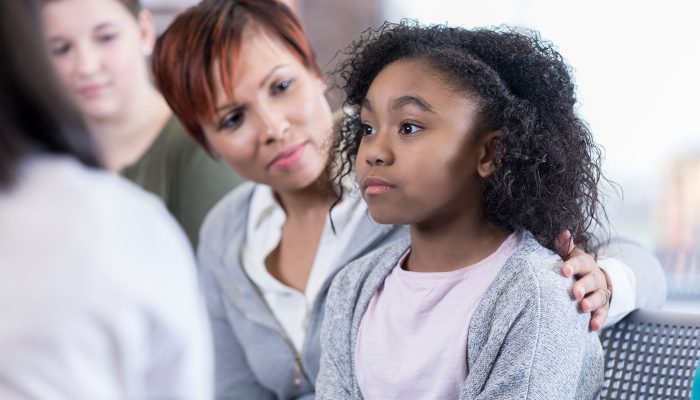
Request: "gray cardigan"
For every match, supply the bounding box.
[317,233,604,399]
[197,182,406,399]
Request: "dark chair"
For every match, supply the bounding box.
[600,309,700,399]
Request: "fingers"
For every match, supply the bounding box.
[560,247,594,278]
[580,288,610,313]
[554,229,575,258]
[572,271,598,301]
[589,306,609,331]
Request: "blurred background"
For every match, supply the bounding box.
[146,0,700,308]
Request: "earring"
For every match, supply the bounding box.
[142,46,152,57]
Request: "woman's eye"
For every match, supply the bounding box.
[361,123,376,136]
[271,79,293,95]
[219,111,244,131]
[400,122,423,135]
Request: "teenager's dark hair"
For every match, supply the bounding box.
[335,20,608,252]
[0,0,100,190]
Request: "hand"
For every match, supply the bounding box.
[555,230,612,331]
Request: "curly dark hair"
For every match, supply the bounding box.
[333,20,608,253]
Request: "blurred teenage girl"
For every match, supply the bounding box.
[41,0,243,248]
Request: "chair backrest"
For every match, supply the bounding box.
[600,309,700,399]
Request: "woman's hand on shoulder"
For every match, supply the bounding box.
[555,230,612,331]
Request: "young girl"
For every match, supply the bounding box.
[318,22,606,399]
[40,0,243,248]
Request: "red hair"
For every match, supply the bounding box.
[152,0,321,152]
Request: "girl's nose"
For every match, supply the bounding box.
[364,130,394,166]
[75,45,100,77]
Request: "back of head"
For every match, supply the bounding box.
[0,0,99,190]
[152,0,320,152]
[337,21,606,252]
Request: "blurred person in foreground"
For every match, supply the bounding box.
[0,1,212,398]
[40,0,244,249]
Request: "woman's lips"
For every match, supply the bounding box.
[269,143,306,170]
[362,176,396,196]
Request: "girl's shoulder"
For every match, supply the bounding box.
[509,233,573,298]
[483,232,585,325]
[329,236,410,301]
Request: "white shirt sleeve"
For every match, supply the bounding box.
[597,257,637,326]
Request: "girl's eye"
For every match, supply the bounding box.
[96,32,117,44]
[271,79,293,95]
[219,110,244,131]
[50,43,71,56]
[361,123,376,136]
[400,122,423,135]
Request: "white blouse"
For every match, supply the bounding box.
[241,183,366,352]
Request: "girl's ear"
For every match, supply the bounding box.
[137,9,157,57]
[477,130,505,178]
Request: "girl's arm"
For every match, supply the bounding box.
[316,268,357,399]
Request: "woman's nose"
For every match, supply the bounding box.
[257,105,289,145]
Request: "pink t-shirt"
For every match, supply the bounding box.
[355,233,521,399]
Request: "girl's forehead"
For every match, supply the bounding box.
[42,0,134,34]
[368,59,467,100]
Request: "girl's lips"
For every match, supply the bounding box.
[79,84,105,98]
[362,177,396,196]
[269,143,306,170]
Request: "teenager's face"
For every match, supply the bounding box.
[202,28,333,193]
[42,0,154,121]
[357,59,493,227]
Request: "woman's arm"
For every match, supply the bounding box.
[555,230,666,329]
[197,246,276,400]
[595,236,667,324]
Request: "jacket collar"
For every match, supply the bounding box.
[214,183,398,332]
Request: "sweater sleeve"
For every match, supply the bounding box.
[464,258,603,400]
[316,267,356,399]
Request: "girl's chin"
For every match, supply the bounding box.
[76,100,121,122]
